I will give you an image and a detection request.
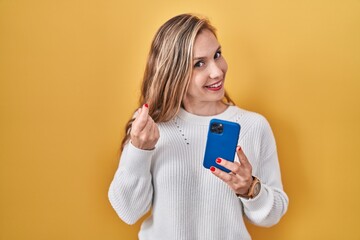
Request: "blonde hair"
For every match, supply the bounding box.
[121,14,234,150]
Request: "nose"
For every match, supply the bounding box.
[209,61,223,79]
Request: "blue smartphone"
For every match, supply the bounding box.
[203,119,241,173]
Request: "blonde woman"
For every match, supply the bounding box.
[108,14,288,240]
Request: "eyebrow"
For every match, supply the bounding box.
[193,46,222,61]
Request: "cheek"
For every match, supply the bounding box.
[221,58,228,73]
[190,72,207,89]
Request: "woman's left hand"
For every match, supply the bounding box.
[210,146,253,196]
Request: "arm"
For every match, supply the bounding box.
[108,104,160,224]
[241,117,288,227]
[108,142,154,225]
[210,115,288,227]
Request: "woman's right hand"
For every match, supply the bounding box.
[130,104,160,150]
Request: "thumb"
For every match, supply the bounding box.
[139,103,149,117]
[133,103,150,130]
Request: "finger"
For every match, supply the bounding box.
[236,146,251,168]
[151,120,160,140]
[133,104,150,131]
[216,158,251,186]
[141,114,154,135]
[210,166,233,183]
[211,165,253,193]
[215,158,241,174]
[147,123,159,145]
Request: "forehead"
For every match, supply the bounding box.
[193,29,219,57]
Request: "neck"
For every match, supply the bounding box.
[182,100,228,116]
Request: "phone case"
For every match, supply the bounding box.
[203,119,241,173]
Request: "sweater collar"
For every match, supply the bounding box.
[176,105,238,125]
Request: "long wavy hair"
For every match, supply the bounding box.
[121,14,234,150]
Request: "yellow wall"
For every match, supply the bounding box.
[1,0,359,239]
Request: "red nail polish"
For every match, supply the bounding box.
[238,146,242,151]
[216,158,221,164]
[210,166,215,172]
[144,103,149,108]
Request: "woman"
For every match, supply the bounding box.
[108,13,288,240]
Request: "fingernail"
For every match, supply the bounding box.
[216,158,221,164]
[144,103,149,108]
[210,166,216,172]
[237,146,242,151]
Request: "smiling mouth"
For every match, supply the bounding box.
[205,81,223,91]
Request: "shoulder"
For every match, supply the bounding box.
[231,106,269,125]
[229,106,273,136]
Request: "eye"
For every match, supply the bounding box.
[214,50,222,59]
[194,61,205,68]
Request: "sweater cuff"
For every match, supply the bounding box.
[241,183,274,213]
[119,142,154,177]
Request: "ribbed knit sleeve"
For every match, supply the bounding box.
[241,116,289,227]
[108,142,154,225]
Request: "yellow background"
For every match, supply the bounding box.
[1,0,359,239]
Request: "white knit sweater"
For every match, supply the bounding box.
[108,106,288,240]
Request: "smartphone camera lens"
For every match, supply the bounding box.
[210,123,223,134]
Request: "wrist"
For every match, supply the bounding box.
[238,177,253,196]
[130,140,155,150]
[236,176,261,199]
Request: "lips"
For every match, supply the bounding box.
[205,80,223,91]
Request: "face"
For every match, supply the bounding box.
[183,29,228,109]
